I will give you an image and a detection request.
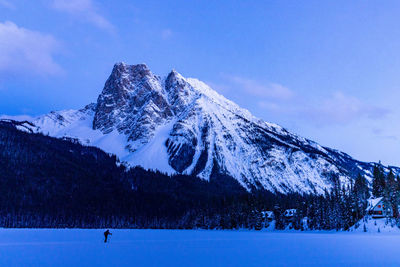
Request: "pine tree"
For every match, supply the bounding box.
[372,165,385,197]
[352,173,369,220]
[385,170,400,218]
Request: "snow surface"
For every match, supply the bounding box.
[351,216,400,233]
[0,114,33,121]
[124,119,177,174]
[7,63,400,194]
[366,197,383,211]
[1,229,400,266]
[29,106,132,163]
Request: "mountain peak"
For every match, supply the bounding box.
[113,62,148,69]
[165,69,197,114]
[93,63,172,142]
[167,68,182,77]
[165,69,186,86]
[111,62,152,79]
[25,62,400,194]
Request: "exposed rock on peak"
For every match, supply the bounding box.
[20,62,400,194]
[113,62,150,74]
[165,69,198,114]
[93,63,172,148]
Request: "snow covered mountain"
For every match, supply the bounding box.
[9,63,399,194]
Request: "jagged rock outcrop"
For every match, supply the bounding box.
[93,63,173,151]
[11,62,400,194]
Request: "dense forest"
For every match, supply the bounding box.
[0,120,399,230]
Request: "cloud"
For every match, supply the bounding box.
[214,75,388,126]
[0,0,15,9]
[161,29,173,40]
[226,75,294,100]
[0,114,34,121]
[371,128,398,141]
[304,91,389,125]
[0,21,62,75]
[51,0,114,32]
[257,101,283,112]
[257,90,389,126]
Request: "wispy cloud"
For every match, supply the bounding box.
[0,0,15,9]
[0,21,63,75]
[371,127,398,141]
[0,114,34,121]
[226,75,294,100]
[215,74,389,126]
[304,91,389,125]
[161,29,173,40]
[258,90,390,126]
[51,0,114,32]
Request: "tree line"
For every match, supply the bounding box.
[1,120,399,230]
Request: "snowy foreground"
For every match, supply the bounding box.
[1,229,400,267]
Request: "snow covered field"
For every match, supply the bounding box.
[0,229,400,266]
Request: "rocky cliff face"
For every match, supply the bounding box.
[93,63,173,151]
[14,63,400,194]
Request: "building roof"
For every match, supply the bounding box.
[284,209,297,217]
[366,197,383,211]
[261,211,274,219]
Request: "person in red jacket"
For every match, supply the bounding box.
[104,229,112,243]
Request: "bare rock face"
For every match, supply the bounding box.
[25,62,400,194]
[165,70,198,115]
[93,63,173,150]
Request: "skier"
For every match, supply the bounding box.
[104,229,112,243]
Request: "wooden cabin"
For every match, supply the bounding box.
[284,209,297,222]
[366,197,392,218]
[261,211,274,222]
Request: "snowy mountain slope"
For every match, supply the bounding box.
[9,63,400,194]
[351,217,400,233]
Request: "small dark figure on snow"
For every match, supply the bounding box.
[104,229,112,243]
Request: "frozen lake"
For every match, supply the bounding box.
[0,229,399,266]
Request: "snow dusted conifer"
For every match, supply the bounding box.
[372,164,385,197]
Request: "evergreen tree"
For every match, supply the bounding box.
[1,120,395,231]
[384,170,400,218]
[352,173,369,220]
[372,165,385,197]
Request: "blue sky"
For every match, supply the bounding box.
[1,0,400,165]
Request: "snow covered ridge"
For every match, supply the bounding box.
[6,62,400,194]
